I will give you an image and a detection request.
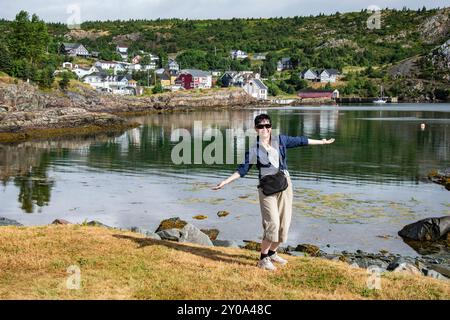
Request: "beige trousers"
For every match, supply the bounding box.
[258,176,293,243]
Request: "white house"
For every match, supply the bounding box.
[60,43,90,57]
[300,68,341,83]
[318,69,340,83]
[243,78,268,100]
[73,65,99,79]
[230,50,248,59]
[300,69,318,81]
[94,61,126,74]
[168,59,180,72]
[82,72,137,95]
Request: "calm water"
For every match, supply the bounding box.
[1,104,449,256]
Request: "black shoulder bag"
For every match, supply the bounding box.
[256,137,288,196]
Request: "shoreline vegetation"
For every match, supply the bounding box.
[0,222,449,300]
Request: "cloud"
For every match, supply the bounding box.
[0,0,448,22]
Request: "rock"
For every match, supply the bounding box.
[179,223,213,247]
[420,8,450,44]
[200,228,219,241]
[429,264,450,278]
[387,257,416,271]
[157,228,183,241]
[52,219,71,225]
[424,269,448,280]
[428,169,450,190]
[398,216,450,241]
[241,240,261,252]
[0,217,23,226]
[217,211,230,218]
[212,240,239,248]
[193,215,208,220]
[392,263,423,276]
[155,217,187,233]
[85,220,112,228]
[294,244,321,257]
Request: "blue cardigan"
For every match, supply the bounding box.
[236,135,309,177]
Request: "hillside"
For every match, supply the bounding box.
[0,225,448,299]
[0,7,449,100]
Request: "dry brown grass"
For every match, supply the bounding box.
[0,225,448,300]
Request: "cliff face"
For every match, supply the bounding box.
[0,80,257,134]
[420,8,450,44]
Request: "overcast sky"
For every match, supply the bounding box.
[1,0,448,22]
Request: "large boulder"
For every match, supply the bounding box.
[0,217,23,226]
[156,224,214,247]
[179,224,213,247]
[398,216,450,241]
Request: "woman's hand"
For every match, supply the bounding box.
[322,138,335,145]
[212,180,227,190]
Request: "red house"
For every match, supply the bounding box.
[298,89,339,99]
[175,69,212,90]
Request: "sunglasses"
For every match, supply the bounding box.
[256,124,272,129]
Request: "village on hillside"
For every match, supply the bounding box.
[55,43,342,101]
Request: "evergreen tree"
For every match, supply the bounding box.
[59,72,70,90]
[0,43,13,74]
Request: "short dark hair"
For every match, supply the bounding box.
[254,114,271,126]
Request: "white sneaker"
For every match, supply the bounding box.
[270,253,288,265]
[257,257,277,271]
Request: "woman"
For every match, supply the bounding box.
[212,114,335,271]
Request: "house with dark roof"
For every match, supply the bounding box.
[243,78,268,100]
[277,57,293,71]
[168,59,180,72]
[300,68,341,83]
[60,43,90,57]
[318,69,340,83]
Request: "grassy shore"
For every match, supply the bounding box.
[0,225,448,300]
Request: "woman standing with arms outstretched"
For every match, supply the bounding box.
[212,114,335,271]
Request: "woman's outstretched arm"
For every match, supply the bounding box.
[308,138,335,145]
[212,171,241,190]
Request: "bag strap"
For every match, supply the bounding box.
[256,136,261,181]
[256,136,283,182]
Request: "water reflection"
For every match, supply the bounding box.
[0,105,448,216]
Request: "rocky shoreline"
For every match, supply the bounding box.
[2,215,449,281]
[0,80,262,142]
